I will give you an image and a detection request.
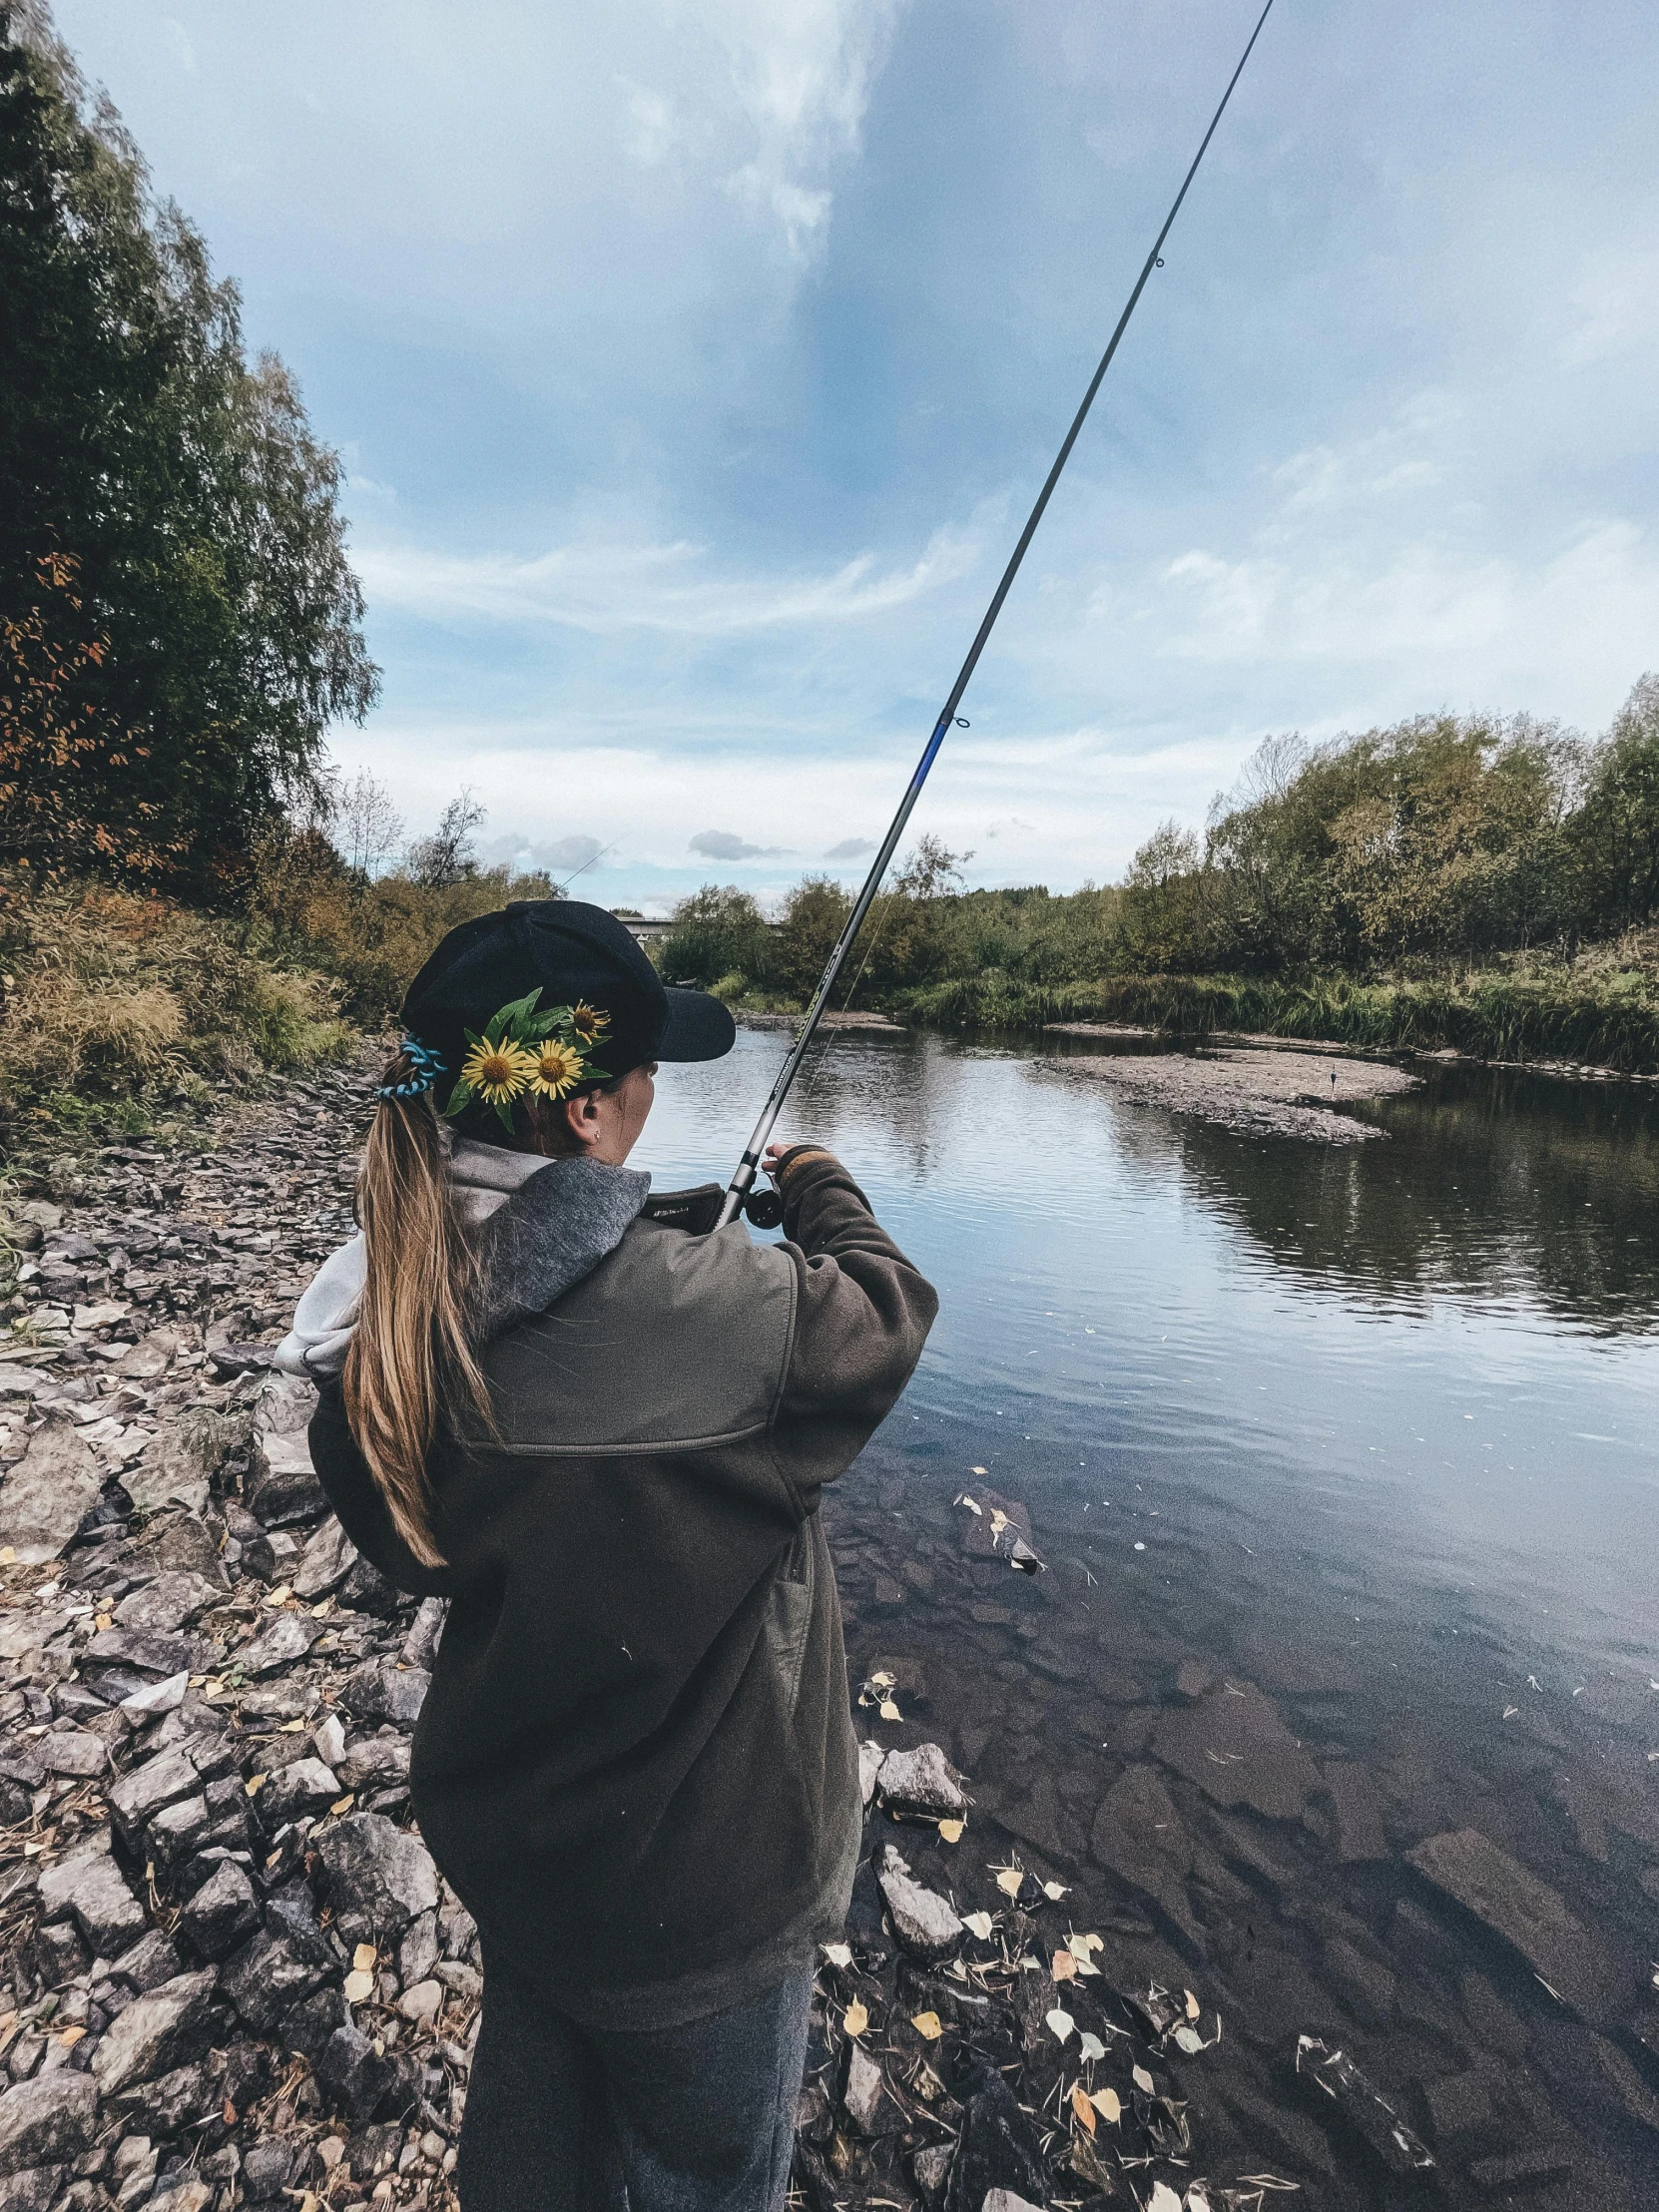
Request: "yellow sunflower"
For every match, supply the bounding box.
[461,1036,537,1104]
[571,1000,610,1045]
[529,1039,585,1099]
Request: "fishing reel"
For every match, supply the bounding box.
[642,1182,784,1237]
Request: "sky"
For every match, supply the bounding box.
[49,0,1659,912]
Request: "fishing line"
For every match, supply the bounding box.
[718,0,1277,1227]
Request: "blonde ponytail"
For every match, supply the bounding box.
[341,1049,494,1567]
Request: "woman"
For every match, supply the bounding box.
[279,899,937,2211]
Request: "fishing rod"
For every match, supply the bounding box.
[716,0,1276,1231]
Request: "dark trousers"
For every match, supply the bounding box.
[455,1964,814,2212]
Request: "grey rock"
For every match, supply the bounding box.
[108,1934,185,1995]
[400,1597,446,1670]
[876,1847,961,1965]
[280,1986,349,2066]
[0,1421,103,1563]
[943,2071,1048,2212]
[112,1576,220,1637]
[236,1610,322,1677]
[1406,1827,1613,2018]
[341,1660,429,1730]
[247,1426,325,1528]
[39,1733,107,1781]
[84,1628,210,1681]
[124,1425,213,1519]
[143,1796,209,1882]
[240,2142,294,2202]
[0,2075,99,2177]
[319,2024,402,2123]
[290,1517,356,1601]
[0,2164,63,2212]
[334,1736,411,1795]
[108,1750,201,1846]
[219,1917,337,2034]
[878,1743,967,1821]
[91,1969,218,2096]
[107,2063,208,2139]
[148,2176,212,2212]
[313,1813,439,1942]
[176,1863,262,1962]
[398,1911,439,1990]
[28,1921,90,1989]
[910,2143,953,2211]
[37,1834,147,1956]
[841,2041,887,2135]
[123,1516,225,1587]
[258,1757,340,1826]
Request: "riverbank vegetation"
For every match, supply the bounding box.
[660,683,1659,1070]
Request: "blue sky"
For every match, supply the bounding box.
[51,0,1659,911]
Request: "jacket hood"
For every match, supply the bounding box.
[276,1137,650,1380]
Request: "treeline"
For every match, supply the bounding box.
[0,2,371,888]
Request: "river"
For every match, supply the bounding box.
[639,1023,1659,2205]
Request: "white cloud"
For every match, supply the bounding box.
[356,522,977,636]
[1556,241,1659,368]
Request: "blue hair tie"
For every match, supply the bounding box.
[375,1038,447,1101]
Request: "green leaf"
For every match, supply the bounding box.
[493,1093,518,1134]
[440,1077,474,1118]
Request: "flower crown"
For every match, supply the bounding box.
[442,990,612,1134]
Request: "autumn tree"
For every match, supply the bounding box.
[0,4,376,883]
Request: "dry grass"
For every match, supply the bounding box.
[0,876,355,1144]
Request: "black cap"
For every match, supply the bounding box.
[400,900,734,1092]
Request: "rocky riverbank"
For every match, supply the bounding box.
[1036,1046,1420,1143]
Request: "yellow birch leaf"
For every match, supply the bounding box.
[352,1943,377,1972]
[1051,1949,1078,1982]
[843,1998,868,2037]
[1185,1987,1200,2019]
[1070,2083,1096,2134]
[263,1584,293,1608]
[995,1867,1025,1899]
[342,1970,374,2004]
[1092,2087,1122,2125]
[878,1699,901,1722]
[910,2011,943,2040]
[1132,2062,1155,2094]
[936,1818,964,1844]
[329,1794,354,1816]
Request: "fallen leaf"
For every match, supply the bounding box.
[328,1794,354,1816]
[1045,2007,1075,2044]
[1042,1880,1069,1902]
[244,1774,267,1797]
[1184,1987,1200,2019]
[263,1584,293,1608]
[277,1718,307,1734]
[1092,2087,1121,2125]
[0,1547,14,1564]
[1148,2184,1183,2212]
[878,1699,901,1722]
[352,1942,377,1972]
[936,1818,964,1844]
[93,1613,112,1633]
[1078,2031,1106,2061]
[342,1970,374,2005]
[1051,1950,1078,1982]
[970,1466,987,1476]
[1174,2024,1204,2054]
[843,1998,869,2038]
[1132,2062,1155,2094]
[55,2024,85,2047]
[1082,1932,1104,1953]
[870,1671,895,1688]
[1070,2083,1096,2134]
[910,2011,943,2041]
[821,1941,852,1969]
[960,1911,994,1939]
[995,1867,1025,1899]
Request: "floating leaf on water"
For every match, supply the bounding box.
[1070,2083,1097,2134]
[821,1941,852,1968]
[910,2010,943,2040]
[1174,2025,1204,2054]
[1045,2006,1075,2044]
[1132,2063,1155,2094]
[1092,2087,1121,2125]
[1042,1880,1069,1902]
[1078,2031,1107,2062]
[957,1494,983,1514]
[960,1910,994,1939]
[1051,1949,1078,1982]
[843,1998,869,2037]
[878,1699,901,1722]
[1184,1987,1200,2019]
[937,1818,964,1844]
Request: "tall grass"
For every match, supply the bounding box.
[0,878,354,1144]
[898,966,1659,1071]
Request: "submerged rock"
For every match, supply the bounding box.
[1405,1827,1614,2018]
